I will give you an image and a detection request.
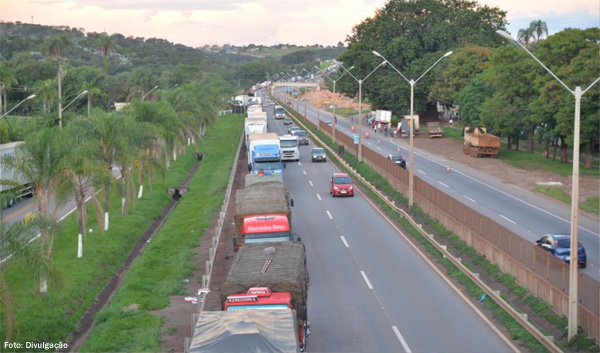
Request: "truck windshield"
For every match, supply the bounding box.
[245,231,291,243]
[226,304,289,311]
[275,108,285,115]
[280,140,298,148]
[253,161,283,171]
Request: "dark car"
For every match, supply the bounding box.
[536,234,587,268]
[293,130,309,145]
[283,117,292,125]
[388,154,406,169]
[311,148,326,162]
[330,173,354,197]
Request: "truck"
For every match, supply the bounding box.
[247,105,263,116]
[375,110,392,126]
[279,135,300,161]
[426,121,443,138]
[220,242,309,351]
[233,174,295,250]
[400,115,420,136]
[189,310,300,353]
[463,126,501,158]
[247,110,268,129]
[275,105,286,119]
[244,118,267,149]
[0,142,34,208]
[247,133,283,175]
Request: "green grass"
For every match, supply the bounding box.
[536,185,600,215]
[325,107,359,117]
[80,115,243,352]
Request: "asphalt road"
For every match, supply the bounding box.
[261,93,516,353]
[277,91,600,281]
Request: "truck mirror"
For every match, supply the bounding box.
[283,162,287,169]
[296,236,302,242]
[301,306,308,321]
[232,238,238,252]
[289,198,294,207]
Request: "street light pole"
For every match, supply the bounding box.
[61,90,88,113]
[345,61,387,162]
[0,94,35,132]
[373,50,452,207]
[142,85,159,101]
[321,65,354,144]
[496,29,600,341]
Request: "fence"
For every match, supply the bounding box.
[317,119,599,342]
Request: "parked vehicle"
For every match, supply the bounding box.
[400,115,420,135]
[244,118,267,149]
[247,133,283,175]
[221,242,309,351]
[387,154,406,169]
[280,135,300,161]
[463,127,500,158]
[292,130,309,145]
[426,121,443,138]
[536,233,587,268]
[311,148,326,162]
[330,173,354,197]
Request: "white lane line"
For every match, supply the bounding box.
[360,270,374,289]
[326,210,333,219]
[309,180,313,187]
[464,195,476,203]
[376,147,382,151]
[340,235,349,247]
[438,181,449,188]
[316,194,322,201]
[298,162,302,166]
[500,214,517,224]
[303,170,307,175]
[392,326,412,353]
[418,169,426,175]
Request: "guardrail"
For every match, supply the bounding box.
[280,97,565,353]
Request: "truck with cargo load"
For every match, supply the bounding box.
[463,126,501,158]
[188,310,300,353]
[426,122,443,138]
[221,242,309,351]
[0,142,34,208]
[401,115,420,135]
[233,174,295,251]
[374,110,392,125]
[244,118,267,149]
[247,133,283,175]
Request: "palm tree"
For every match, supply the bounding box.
[96,34,116,82]
[82,83,102,119]
[517,27,534,48]
[44,34,72,129]
[0,63,18,114]
[33,79,56,113]
[529,20,548,43]
[0,216,62,340]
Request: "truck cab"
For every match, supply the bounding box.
[275,105,286,119]
[280,135,300,161]
[248,133,283,175]
[238,214,292,247]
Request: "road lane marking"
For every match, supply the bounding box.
[309,180,313,187]
[392,326,412,353]
[418,169,426,175]
[438,181,449,188]
[360,270,374,289]
[500,214,517,224]
[316,194,322,201]
[326,210,332,219]
[298,162,302,166]
[464,196,476,203]
[376,147,382,151]
[340,236,349,247]
[303,170,307,175]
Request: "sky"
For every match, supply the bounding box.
[2,0,599,47]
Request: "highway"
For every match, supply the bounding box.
[278,92,600,281]
[262,95,517,352]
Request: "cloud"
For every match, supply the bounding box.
[71,0,249,11]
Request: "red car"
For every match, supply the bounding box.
[330,173,355,197]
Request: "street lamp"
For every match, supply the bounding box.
[344,60,387,162]
[496,29,600,341]
[61,90,88,113]
[142,85,159,101]
[373,50,452,208]
[0,94,35,132]
[321,65,354,144]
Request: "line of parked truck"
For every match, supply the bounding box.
[189,96,309,352]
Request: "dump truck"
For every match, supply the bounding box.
[426,122,443,138]
[221,242,309,351]
[233,174,295,251]
[189,310,300,353]
[463,127,501,158]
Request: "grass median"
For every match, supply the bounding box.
[79,115,243,352]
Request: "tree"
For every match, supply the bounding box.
[32,79,56,113]
[44,34,72,129]
[0,63,18,114]
[517,27,534,48]
[96,33,116,79]
[0,216,61,340]
[529,20,548,43]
